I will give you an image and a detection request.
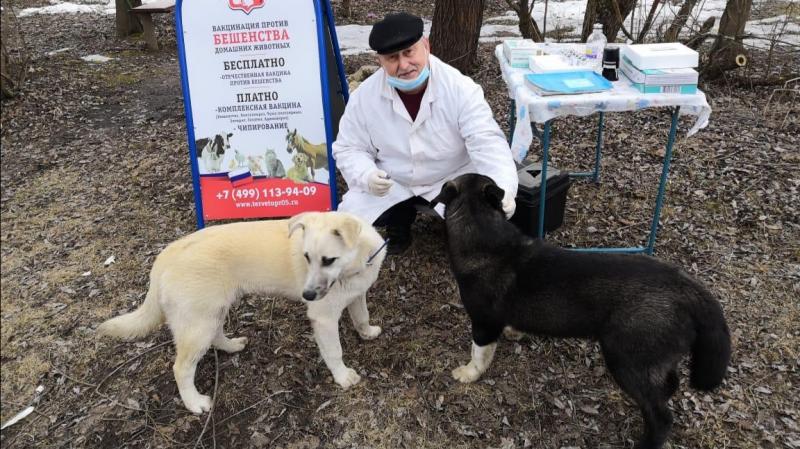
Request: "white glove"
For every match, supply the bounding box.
[367,169,393,197]
[502,193,516,219]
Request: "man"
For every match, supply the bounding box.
[333,12,518,255]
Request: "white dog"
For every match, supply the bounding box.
[97,212,387,414]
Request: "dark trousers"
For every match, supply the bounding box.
[373,196,430,232]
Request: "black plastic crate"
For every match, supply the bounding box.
[510,162,572,236]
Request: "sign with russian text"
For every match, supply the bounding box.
[177,0,343,226]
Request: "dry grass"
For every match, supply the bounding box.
[1,5,799,449]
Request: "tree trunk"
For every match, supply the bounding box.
[116,0,143,38]
[665,0,700,42]
[684,16,716,49]
[1,46,13,99]
[635,0,661,42]
[340,0,351,18]
[581,0,636,42]
[430,0,486,74]
[1,7,28,99]
[502,0,542,41]
[703,0,752,79]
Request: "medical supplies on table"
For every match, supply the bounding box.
[621,43,699,95]
[502,39,543,68]
[524,70,612,96]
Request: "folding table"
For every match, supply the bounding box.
[496,44,712,254]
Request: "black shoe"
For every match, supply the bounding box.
[386,226,412,255]
[386,235,412,255]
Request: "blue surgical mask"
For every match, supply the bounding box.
[387,65,430,92]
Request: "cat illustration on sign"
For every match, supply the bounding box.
[264,148,286,179]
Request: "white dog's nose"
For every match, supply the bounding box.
[302,290,318,301]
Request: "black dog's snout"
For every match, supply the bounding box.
[302,290,318,301]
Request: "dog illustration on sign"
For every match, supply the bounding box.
[287,153,312,184]
[286,129,328,177]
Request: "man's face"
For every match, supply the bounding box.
[377,37,430,79]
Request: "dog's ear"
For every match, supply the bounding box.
[288,213,307,237]
[483,184,505,209]
[333,216,362,248]
[430,181,458,208]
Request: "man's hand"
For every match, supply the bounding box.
[501,193,516,219]
[367,169,394,197]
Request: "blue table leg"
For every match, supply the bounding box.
[592,111,604,183]
[569,111,604,182]
[537,121,552,239]
[507,99,516,145]
[532,121,543,141]
[509,100,542,144]
[645,107,680,255]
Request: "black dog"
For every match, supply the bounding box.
[431,173,731,449]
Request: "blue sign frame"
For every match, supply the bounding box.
[175,0,349,228]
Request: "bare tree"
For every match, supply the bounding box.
[581,0,637,42]
[684,16,717,49]
[116,0,143,38]
[664,0,701,42]
[339,0,352,18]
[1,2,29,99]
[635,0,662,42]
[430,0,486,74]
[703,0,752,79]
[503,0,543,41]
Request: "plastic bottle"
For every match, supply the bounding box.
[586,23,607,72]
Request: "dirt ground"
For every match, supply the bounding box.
[1,1,799,448]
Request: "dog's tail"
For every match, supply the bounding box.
[688,287,731,391]
[98,280,164,340]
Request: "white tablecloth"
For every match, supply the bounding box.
[495,44,712,162]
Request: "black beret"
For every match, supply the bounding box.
[368,13,424,55]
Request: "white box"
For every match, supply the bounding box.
[620,56,698,85]
[503,39,543,68]
[623,43,698,70]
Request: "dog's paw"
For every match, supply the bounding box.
[214,336,248,353]
[227,337,248,352]
[358,325,382,340]
[452,364,481,383]
[184,394,213,414]
[502,326,525,341]
[334,368,361,389]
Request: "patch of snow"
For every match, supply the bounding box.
[46,47,72,56]
[82,54,113,62]
[15,0,799,53]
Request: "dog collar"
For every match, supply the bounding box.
[333,240,389,287]
[366,239,389,266]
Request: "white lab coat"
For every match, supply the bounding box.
[333,55,519,224]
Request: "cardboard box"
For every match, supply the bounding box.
[623,43,698,70]
[628,82,698,95]
[620,56,699,85]
[620,56,698,95]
